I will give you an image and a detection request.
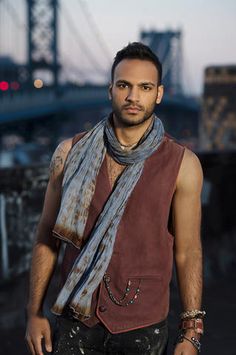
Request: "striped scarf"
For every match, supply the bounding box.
[51,114,164,319]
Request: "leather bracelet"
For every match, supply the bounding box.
[180,318,204,334]
[175,333,201,352]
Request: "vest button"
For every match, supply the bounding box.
[98,305,107,312]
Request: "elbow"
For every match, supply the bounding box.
[175,248,202,266]
[34,220,60,251]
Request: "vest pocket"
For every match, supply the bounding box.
[126,275,165,310]
[103,274,164,309]
[129,275,163,295]
[126,275,169,324]
[101,274,168,331]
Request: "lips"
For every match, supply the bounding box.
[123,106,142,113]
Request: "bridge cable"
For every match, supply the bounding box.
[1,0,28,31]
[76,0,112,65]
[59,52,88,82]
[59,2,107,76]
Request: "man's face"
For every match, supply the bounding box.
[109,59,164,127]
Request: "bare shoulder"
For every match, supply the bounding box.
[176,148,203,193]
[49,138,73,183]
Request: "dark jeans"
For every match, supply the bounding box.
[52,316,168,355]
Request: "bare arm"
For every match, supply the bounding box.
[25,139,72,355]
[173,148,203,355]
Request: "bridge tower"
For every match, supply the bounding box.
[141,30,182,96]
[27,0,59,88]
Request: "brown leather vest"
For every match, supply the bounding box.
[59,133,185,333]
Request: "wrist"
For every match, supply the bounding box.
[180,318,204,335]
[180,309,206,320]
[26,304,43,318]
[175,310,206,352]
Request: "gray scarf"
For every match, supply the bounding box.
[51,114,164,319]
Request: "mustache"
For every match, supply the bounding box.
[122,104,143,110]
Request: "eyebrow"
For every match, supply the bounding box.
[115,79,156,87]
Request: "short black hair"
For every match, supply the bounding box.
[111,42,162,85]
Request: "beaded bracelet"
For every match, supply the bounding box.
[175,333,201,352]
[180,309,206,320]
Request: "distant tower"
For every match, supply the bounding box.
[141,30,182,96]
[200,65,236,151]
[27,0,59,88]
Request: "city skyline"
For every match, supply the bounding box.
[0,0,235,95]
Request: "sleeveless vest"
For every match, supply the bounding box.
[59,133,185,333]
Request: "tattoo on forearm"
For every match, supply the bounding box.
[49,145,65,176]
[50,156,63,175]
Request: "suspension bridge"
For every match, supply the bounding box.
[0,0,199,148]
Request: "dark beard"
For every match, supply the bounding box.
[111,102,156,127]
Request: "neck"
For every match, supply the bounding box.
[112,114,154,147]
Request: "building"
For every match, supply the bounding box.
[200,65,236,151]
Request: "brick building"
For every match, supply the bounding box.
[200,65,236,150]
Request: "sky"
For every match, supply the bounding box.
[0,0,236,95]
[81,0,236,94]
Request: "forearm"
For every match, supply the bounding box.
[174,249,203,355]
[27,232,60,317]
[175,248,203,311]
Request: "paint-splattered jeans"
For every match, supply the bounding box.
[52,316,168,355]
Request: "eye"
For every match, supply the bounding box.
[142,85,152,91]
[117,83,129,89]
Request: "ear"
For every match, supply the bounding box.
[156,85,164,104]
[108,84,112,100]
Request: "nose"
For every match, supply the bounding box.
[125,86,140,103]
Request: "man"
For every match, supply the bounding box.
[26,42,204,355]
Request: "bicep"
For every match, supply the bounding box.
[172,150,203,256]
